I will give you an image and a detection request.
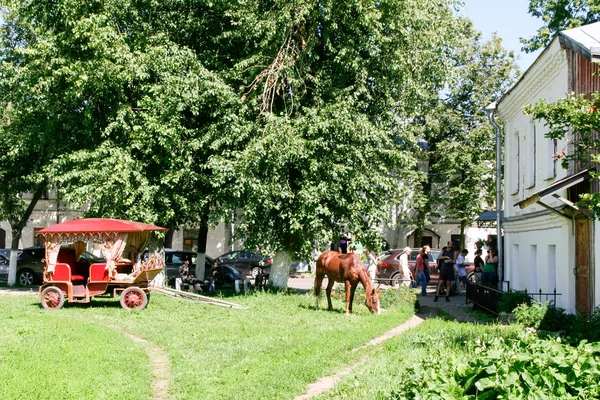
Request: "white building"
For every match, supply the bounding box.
[497,22,600,313]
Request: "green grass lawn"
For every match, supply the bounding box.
[0,288,415,400]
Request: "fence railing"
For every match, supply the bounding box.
[467,282,562,315]
[524,288,562,306]
[466,282,505,315]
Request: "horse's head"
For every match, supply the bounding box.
[365,288,380,315]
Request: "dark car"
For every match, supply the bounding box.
[15,246,46,286]
[153,250,245,288]
[215,250,273,278]
[0,254,8,282]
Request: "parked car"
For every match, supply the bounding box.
[5,247,107,286]
[376,248,475,287]
[0,254,8,282]
[215,250,273,278]
[15,246,46,286]
[146,249,246,288]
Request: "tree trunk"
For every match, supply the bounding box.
[7,187,44,286]
[459,222,466,250]
[195,221,209,281]
[163,223,176,248]
[7,235,20,286]
[269,250,293,289]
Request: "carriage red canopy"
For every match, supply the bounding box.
[38,218,167,233]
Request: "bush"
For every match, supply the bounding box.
[513,301,574,333]
[377,286,418,310]
[498,290,531,313]
[390,332,600,399]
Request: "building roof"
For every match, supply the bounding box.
[498,21,600,108]
[559,22,600,63]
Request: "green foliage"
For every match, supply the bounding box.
[404,25,519,241]
[498,290,532,313]
[377,286,418,310]
[514,301,575,332]
[524,92,600,216]
[522,0,600,53]
[390,331,600,399]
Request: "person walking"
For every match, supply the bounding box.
[398,247,412,286]
[414,246,430,296]
[435,244,455,302]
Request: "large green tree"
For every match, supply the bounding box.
[522,0,600,52]
[0,0,242,283]
[201,0,478,288]
[393,27,518,250]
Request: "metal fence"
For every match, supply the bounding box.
[467,282,562,315]
[524,288,562,306]
[466,282,505,315]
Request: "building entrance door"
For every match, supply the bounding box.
[575,218,591,315]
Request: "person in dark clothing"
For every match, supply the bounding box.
[336,237,348,254]
[435,243,456,302]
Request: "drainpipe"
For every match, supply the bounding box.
[484,102,503,283]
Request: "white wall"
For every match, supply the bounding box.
[498,37,578,312]
[503,213,574,312]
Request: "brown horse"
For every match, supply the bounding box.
[314,251,380,315]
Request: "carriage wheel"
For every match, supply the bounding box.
[120,287,148,310]
[41,286,65,310]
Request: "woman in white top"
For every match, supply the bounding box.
[399,247,412,286]
[367,250,378,284]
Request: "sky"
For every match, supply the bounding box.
[462,0,543,72]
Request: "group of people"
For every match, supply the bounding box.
[408,242,500,301]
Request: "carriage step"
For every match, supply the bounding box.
[72,284,86,298]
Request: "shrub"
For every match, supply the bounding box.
[513,301,574,332]
[377,286,418,310]
[390,332,600,399]
[498,290,531,313]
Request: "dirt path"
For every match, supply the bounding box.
[107,325,172,400]
[294,315,425,400]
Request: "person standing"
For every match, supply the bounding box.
[414,246,430,296]
[367,249,378,284]
[435,244,455,302]
[336,237,348,254]
[481,248,498,286]
[454,249,469,293]
[399,247,412,286]
[473,248,484,273]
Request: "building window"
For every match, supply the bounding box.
[511,130,520,194]
[529,245,538,291]
[527,123,536,188]
[547,245,556,291]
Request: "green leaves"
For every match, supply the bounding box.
[391,331,600,399]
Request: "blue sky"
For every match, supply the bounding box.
[462,0,543,72]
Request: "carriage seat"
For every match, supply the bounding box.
[56,249,86,282]
[89,263,109,282]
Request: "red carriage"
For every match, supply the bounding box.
[38,218,167,310]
